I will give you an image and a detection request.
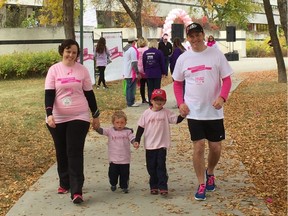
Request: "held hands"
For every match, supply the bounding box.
[92,117,100,130]
[47,115,56,128]
[133,142,140,149]
[213,96,225,110]
[179,103,190,117]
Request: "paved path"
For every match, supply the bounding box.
[7,57,286,216]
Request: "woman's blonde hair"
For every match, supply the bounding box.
[111,110,127,123]
[148,39,158,49]
[137,37,148,48]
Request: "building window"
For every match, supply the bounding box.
[256,24,269,32]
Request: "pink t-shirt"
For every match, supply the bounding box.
[102,127,135,164]
[137,46,148,74]
[45,62,93,123]
[137,108,178,150]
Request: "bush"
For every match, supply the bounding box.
[246,36,287,57]
[0,50,60,79]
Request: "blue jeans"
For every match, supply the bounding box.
[125,78,137,106]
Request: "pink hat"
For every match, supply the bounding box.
[151,89,167,101]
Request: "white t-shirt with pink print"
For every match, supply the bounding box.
[45,62,93,124]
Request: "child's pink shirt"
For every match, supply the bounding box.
[137,108,178,150]
[45,62,93,123]
[102,127,135,164]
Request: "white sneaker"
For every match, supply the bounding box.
[130,103,139,107]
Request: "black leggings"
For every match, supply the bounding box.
[97,66,107,87]
[47,120,90,199]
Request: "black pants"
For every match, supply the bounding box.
[97,66,107,87]
[140,78,148,102]
[109,163,130,189]
[145,148,168,190]
[47,120,90,199]
[147,78,161,104]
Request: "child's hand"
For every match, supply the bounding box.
[133,142,140,149]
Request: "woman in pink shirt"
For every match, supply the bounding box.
[45,39,100,204]
[137,37,149,103]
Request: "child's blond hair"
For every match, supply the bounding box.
[111,110,127,123]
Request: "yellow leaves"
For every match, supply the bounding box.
[0,0,7,8]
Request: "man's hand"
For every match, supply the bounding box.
[179,103,190,116]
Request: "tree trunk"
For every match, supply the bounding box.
[263,0,287,83]
[63,0,75,40]
[118,0,143,38]
[277,0,287,44]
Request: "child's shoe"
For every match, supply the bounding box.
[72,194,83,204]
[122,188,129,194]
[57,186,68,194]
[111,185,117,192]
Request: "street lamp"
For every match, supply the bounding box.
[79,0,83,64]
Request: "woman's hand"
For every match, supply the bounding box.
[92,117,100,130]
[47,115,56,128]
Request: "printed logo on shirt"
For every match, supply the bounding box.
[62,97,72,106]
[191,76,204,85]
[57,77,81,84]
[187,65,212,73]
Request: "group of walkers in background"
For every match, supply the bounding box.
[44,23,231,205]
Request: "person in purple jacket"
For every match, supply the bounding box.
[169,37,186,75]
[143,39,167,105]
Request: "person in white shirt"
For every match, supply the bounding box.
[172,23,233,201]
[123,36,140,107]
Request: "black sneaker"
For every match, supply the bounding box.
[122,188,129,194]
[111,185,117,192]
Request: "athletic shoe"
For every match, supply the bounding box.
[122,188,129,194]
[129,103,139,107]
[150,189,159,195]
[194,184,206,201]
[206,170,216,191]
[72,194,83,204]
[57,187,68,194]
[160,190,168,196]
[111,185,117,192]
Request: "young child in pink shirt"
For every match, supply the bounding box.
[95,110,138,193]
[134,89,185,196]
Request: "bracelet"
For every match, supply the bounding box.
[46,107,53,110]
[92,109,100,118]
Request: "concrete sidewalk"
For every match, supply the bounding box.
[7,57,285,216]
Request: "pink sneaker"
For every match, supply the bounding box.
[57,187,68,194]
[72,194,83,204]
